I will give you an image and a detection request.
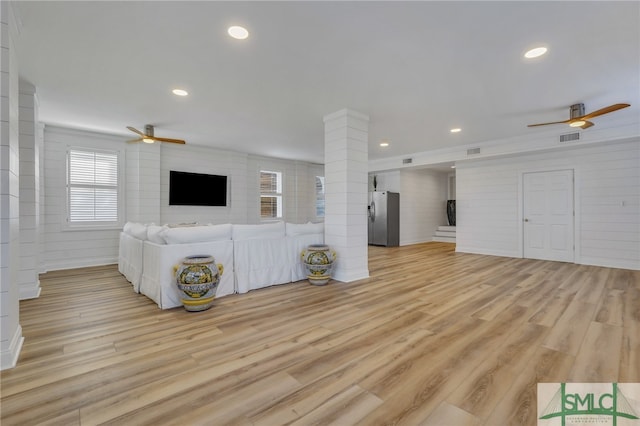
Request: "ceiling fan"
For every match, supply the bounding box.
[126,125,186,144]
[527,103,630,130]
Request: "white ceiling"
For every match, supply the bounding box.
[14,1,640,164]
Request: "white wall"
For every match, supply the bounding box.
[160,143,248,225]
[456,138,640,270]
[41,126,323,271]
[126,142,160,225]
[42,127,125,271]
[399,169,448,245]
[370,168,448,246]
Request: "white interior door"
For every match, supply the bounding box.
[523,170,574,262]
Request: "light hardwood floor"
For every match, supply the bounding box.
[1,242,638,425]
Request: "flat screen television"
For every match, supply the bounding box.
[169,170,227,206]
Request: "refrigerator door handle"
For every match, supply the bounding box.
[369,201,375,221]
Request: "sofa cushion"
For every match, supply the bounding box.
[160,223,232,244]
[286,222,324,236]
[232,222,285,241]
[146,225,168,244]
[123,222,148,240]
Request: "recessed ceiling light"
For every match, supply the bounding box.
[569,120,586,128]
[172,89,188,96]
[228,26,249,40]
[524,47,547,59]
[380,142,389,147]
[451,165,456,169]
[450,128,461,133]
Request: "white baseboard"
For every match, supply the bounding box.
[579,256,640,271]
[456,247,640,271]
[400,238,432,246]
[1,325,24,371]
[332,268,370,283]
[42,256,118,272]
[19,280,41,300]
[455,246,519,259]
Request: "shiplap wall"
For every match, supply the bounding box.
[41,126,324,270]
[160,143,248,225]
[370,169,448,246]
[42,127,124,271]
[400,169,448,245]
[456,138,640,270]
[126,142,161,225]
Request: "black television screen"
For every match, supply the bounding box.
[169,170,227,206]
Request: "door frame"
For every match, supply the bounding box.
[517,166,581,262]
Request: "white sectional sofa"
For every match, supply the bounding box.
[118,222,149,292]
[118,221,324,309]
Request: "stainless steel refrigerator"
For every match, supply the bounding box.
[368,191,400,246]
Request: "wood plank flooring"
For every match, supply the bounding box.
[1,242,638,425]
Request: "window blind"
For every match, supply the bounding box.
[68,149,119,223]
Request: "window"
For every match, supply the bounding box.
[315,176,325,218]
[67,148,120,226]
[260,170,282,219]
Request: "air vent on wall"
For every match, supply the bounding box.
[402,158,413,164]
[559,132,580,143]
[467,147,481,155]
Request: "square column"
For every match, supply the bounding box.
[1,1,25,370]
[18,80,41,299]
[323,109,369,282]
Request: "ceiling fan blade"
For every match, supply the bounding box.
[126,137,143,143]
[127,126,146,137]
[581,103,630,120]
[580,121,595,129]
[153,136,186,144]
[527,119,570,127]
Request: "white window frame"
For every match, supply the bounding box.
[260,170,283,220]
[66,147,124,230]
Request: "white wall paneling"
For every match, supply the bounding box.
[160,143,246,225]
[42,126,126,271]
[399,169,448,246]
[456,138,640,270]
[126,142,160,224]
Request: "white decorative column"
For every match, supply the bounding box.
[18,80,41,299]
[1,1,25,370]
[323,109,369,282]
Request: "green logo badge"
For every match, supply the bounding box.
[538,383,640,426]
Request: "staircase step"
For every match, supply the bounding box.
[438,226,456,232]
[433,236,456,243]
[435,230,456,237]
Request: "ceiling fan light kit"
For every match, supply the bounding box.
[126,125,186,145]
[528,102,630,130]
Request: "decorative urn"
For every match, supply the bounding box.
[174,255,223,311]
[300,244,337,285]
